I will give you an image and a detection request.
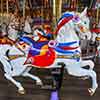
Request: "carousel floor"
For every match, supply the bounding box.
[0,58,100,100]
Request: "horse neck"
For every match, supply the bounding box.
[56,23,80,45]
[23,20,32,33]
[9,45,27,56]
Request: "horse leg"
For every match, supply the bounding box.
[81,60,94,69]
[22,67,43,86]
[87,69,98,96]
[79,60,95,80]
[0,56,12,74]
[65,63,98,96]
[0,57,25,94]
[4,73,25,94]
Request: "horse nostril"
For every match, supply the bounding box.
[79,26,84,31]
[85,35,87,39]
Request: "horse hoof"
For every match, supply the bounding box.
[18,89,25,95]
[36,81,43,86]
[80,76,89,80]
[88,88,95,96]
[88,83,98,96]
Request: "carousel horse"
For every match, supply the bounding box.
[0,8,98,96]
[23,16,32,34]
[91,28,100,57]
[83,26,100,58]
[26,8,97,95]
[7,16,20,41]
[7,16,32,41]
[55,8,98,96]
[0,24,14,45]
[18,16,33,37]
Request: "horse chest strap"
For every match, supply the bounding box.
[8,54,25,60]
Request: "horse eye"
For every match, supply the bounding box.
[84,22,87,24]
[75,17,78,20]
[23,45,26,48]
[73,16,80,23]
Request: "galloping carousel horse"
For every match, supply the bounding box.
[7,16,20,41]
[0,24,14,45]
[0,8,98,96]
[91,28,100,57]
[23,16,32,34]
[17,16,33,37]
[7,15,32,42]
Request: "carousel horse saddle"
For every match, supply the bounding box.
[25,47,56,68]
[20,37,80,67]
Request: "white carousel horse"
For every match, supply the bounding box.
[0,8,98,96]
[30,7,98,95]
[7,16,32,41]
[54,8,98,95]
[23,16,32,34]
[92,29,100,57]
[0,43,43,94]
[7,17,19,41]
[91,21,100,55]
[86,25,100,57]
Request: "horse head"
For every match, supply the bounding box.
[33,28,48,41]
[73,7,91,40]
[56,7,92,42]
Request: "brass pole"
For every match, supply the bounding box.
[52,0,62,31]
[1,0,3,24]
[52,0,56,31]
[96,8,99,24]
[28,0,33,16]
[23,0,26,17]
[1,0,3,14]
[56,0,62,22]
[6,0,9,21]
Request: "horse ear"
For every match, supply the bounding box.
[80,7,88,18]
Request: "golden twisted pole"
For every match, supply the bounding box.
[52,0,62,37]
[96,8,99,24]
[1,0,3,24]
[6,0,9,22]
[23,0,26,17]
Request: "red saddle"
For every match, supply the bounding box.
[25,48,56,68]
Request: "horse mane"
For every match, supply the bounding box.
[55,12,74,34]
[57,12,74,24]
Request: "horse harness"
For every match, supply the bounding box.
[6,44,26,61]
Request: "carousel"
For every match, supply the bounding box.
[0,0,100,100]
